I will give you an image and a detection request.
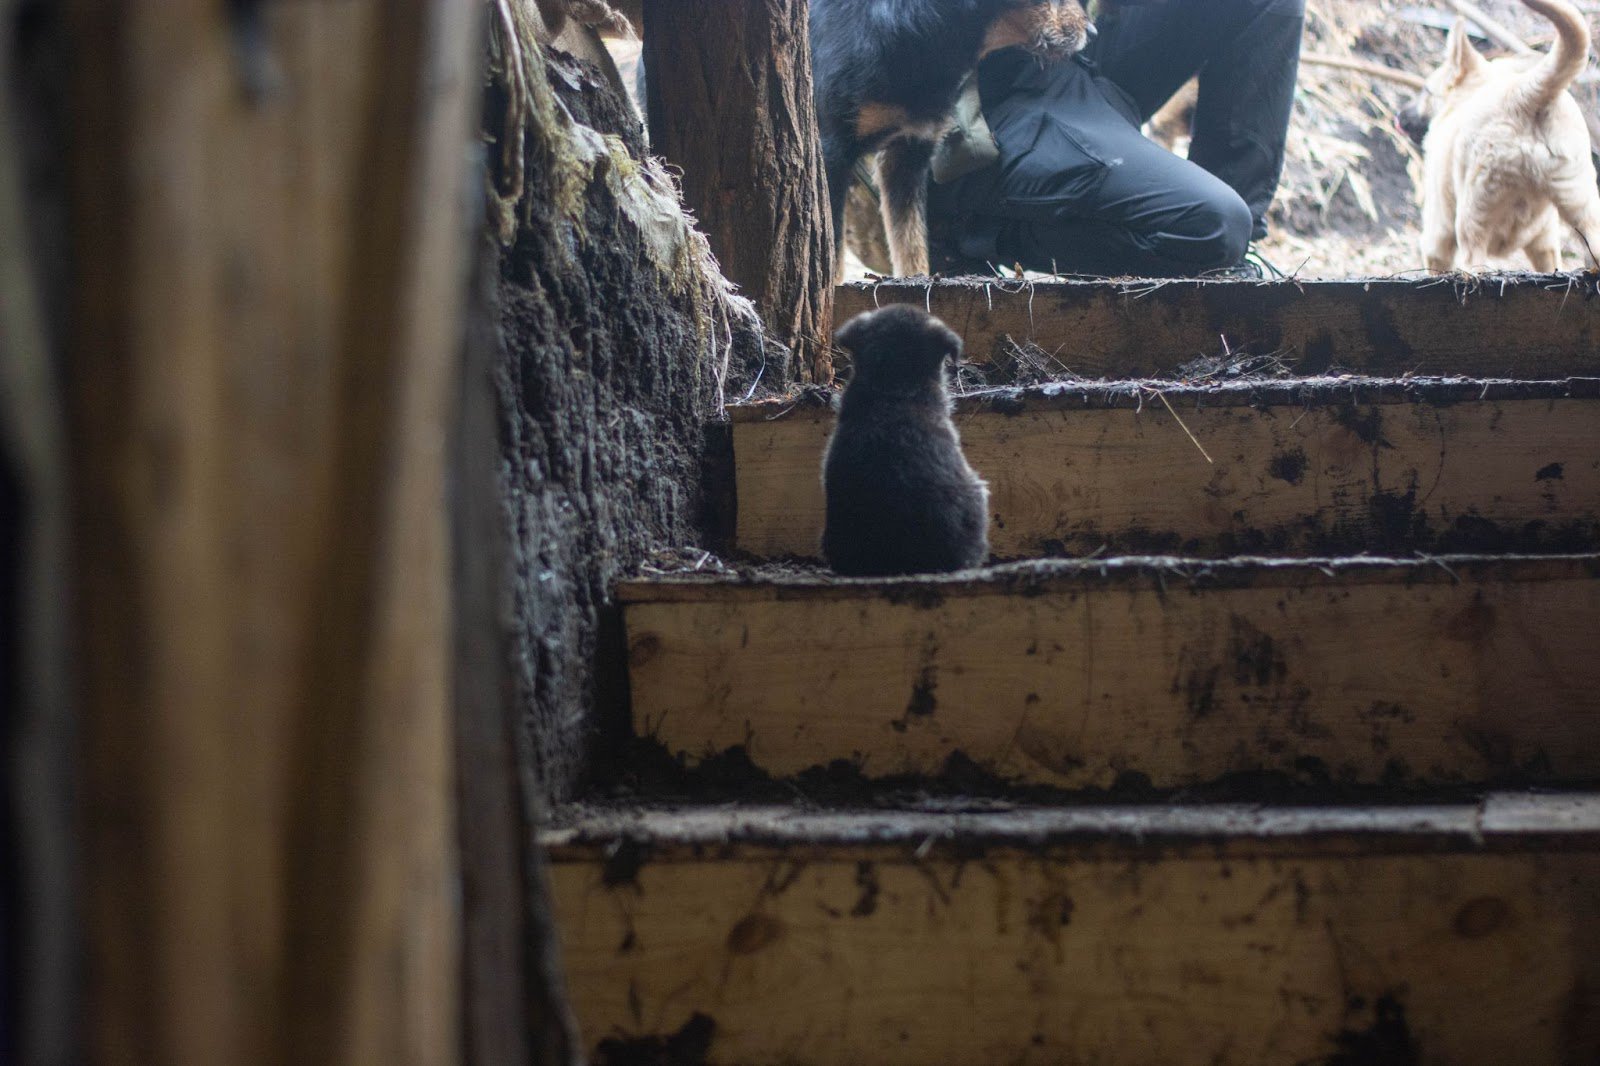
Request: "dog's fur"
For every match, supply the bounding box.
[1398,0,1600,272]
[811,0,1091,277]
[821,307,989,575]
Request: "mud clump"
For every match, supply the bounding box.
[1327,994,1418,1066]
[595,1012,717,1066]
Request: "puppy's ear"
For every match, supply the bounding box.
[834,312,871,354]
[930,320,964,364]
[1443,19,1488,84]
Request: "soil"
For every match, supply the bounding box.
[492,48,758,803]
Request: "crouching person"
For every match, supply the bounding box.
[927,0,1305,278]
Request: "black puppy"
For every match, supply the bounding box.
[811,0,1092,277]
[822,306,989,576]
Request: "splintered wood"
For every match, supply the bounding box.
[620,556,1600,788]
[544,800,1600,1066]
[730,385,1600,559]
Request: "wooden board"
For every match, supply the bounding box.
[544,798,1600,1066]
[66,1,475,1063]
[620,555,1600,788]
[729,379,1600,559]
[835,277,1600,379]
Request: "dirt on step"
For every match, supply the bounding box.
[594,1012,716,1066]
[1328,994,1419,1066]
[598,735,1540,813]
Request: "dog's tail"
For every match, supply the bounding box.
[1517,0,1591,113]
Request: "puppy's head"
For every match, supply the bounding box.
[835,306,962,391]
[1397,18,1491,147]
[983,0,1094,62]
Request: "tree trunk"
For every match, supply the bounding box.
[643,0,835,386]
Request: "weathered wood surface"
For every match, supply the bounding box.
[67,1,476,1063]
[620,555,1600,788]
[836,277,1600,378]
[645,0,834,383]
[728,379,1600,559]
[545,798,1600,1066]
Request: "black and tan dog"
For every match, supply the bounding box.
[812,0,1093,277]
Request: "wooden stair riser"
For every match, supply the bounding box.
[836,278,1600,379]
[732,389,1600,559]
[546,802,1600,1066]
[622,558,1600,788]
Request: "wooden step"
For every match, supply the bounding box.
[836,276,1600,379]
[728,377,1600,559]
[620,555,1600,789]
[544,795,1600,1066]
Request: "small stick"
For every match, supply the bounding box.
[1301,52,1428,90]
[1150,389,1214,464]
[1443,0,1535,55]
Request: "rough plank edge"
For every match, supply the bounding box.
[834,276,1600,379]
[616,553,1600,603]
[841,272,1593,292]
[540,795,1600,861]
[726,375,1600,423]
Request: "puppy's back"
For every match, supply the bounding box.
[821,307,989,575]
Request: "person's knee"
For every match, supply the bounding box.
[1171,190,1252,268]
[1241,0,1306,15]
[1214,194,1254,263]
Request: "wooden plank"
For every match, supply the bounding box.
[621,555,1600,787]
[836,277,1600,379]
[541,795,1600,854]
[66,1,476,1064]
[544,800,1600,1066]
[729,379,1600,559]
[1,3,74,1060]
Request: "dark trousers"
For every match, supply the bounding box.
[927,0,1305,277]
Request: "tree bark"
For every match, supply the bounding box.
[643,0,835,385]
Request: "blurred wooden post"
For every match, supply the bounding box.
[643,0,835,385]
[66,1,480,1063]
[1,2,73,1062]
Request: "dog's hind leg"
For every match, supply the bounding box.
[1554,190,1600,270]
[1422,227,1458,274]
[1524,212,1564,273]
[876,136,936,276]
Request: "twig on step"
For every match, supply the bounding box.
[1148,388,1214,465]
